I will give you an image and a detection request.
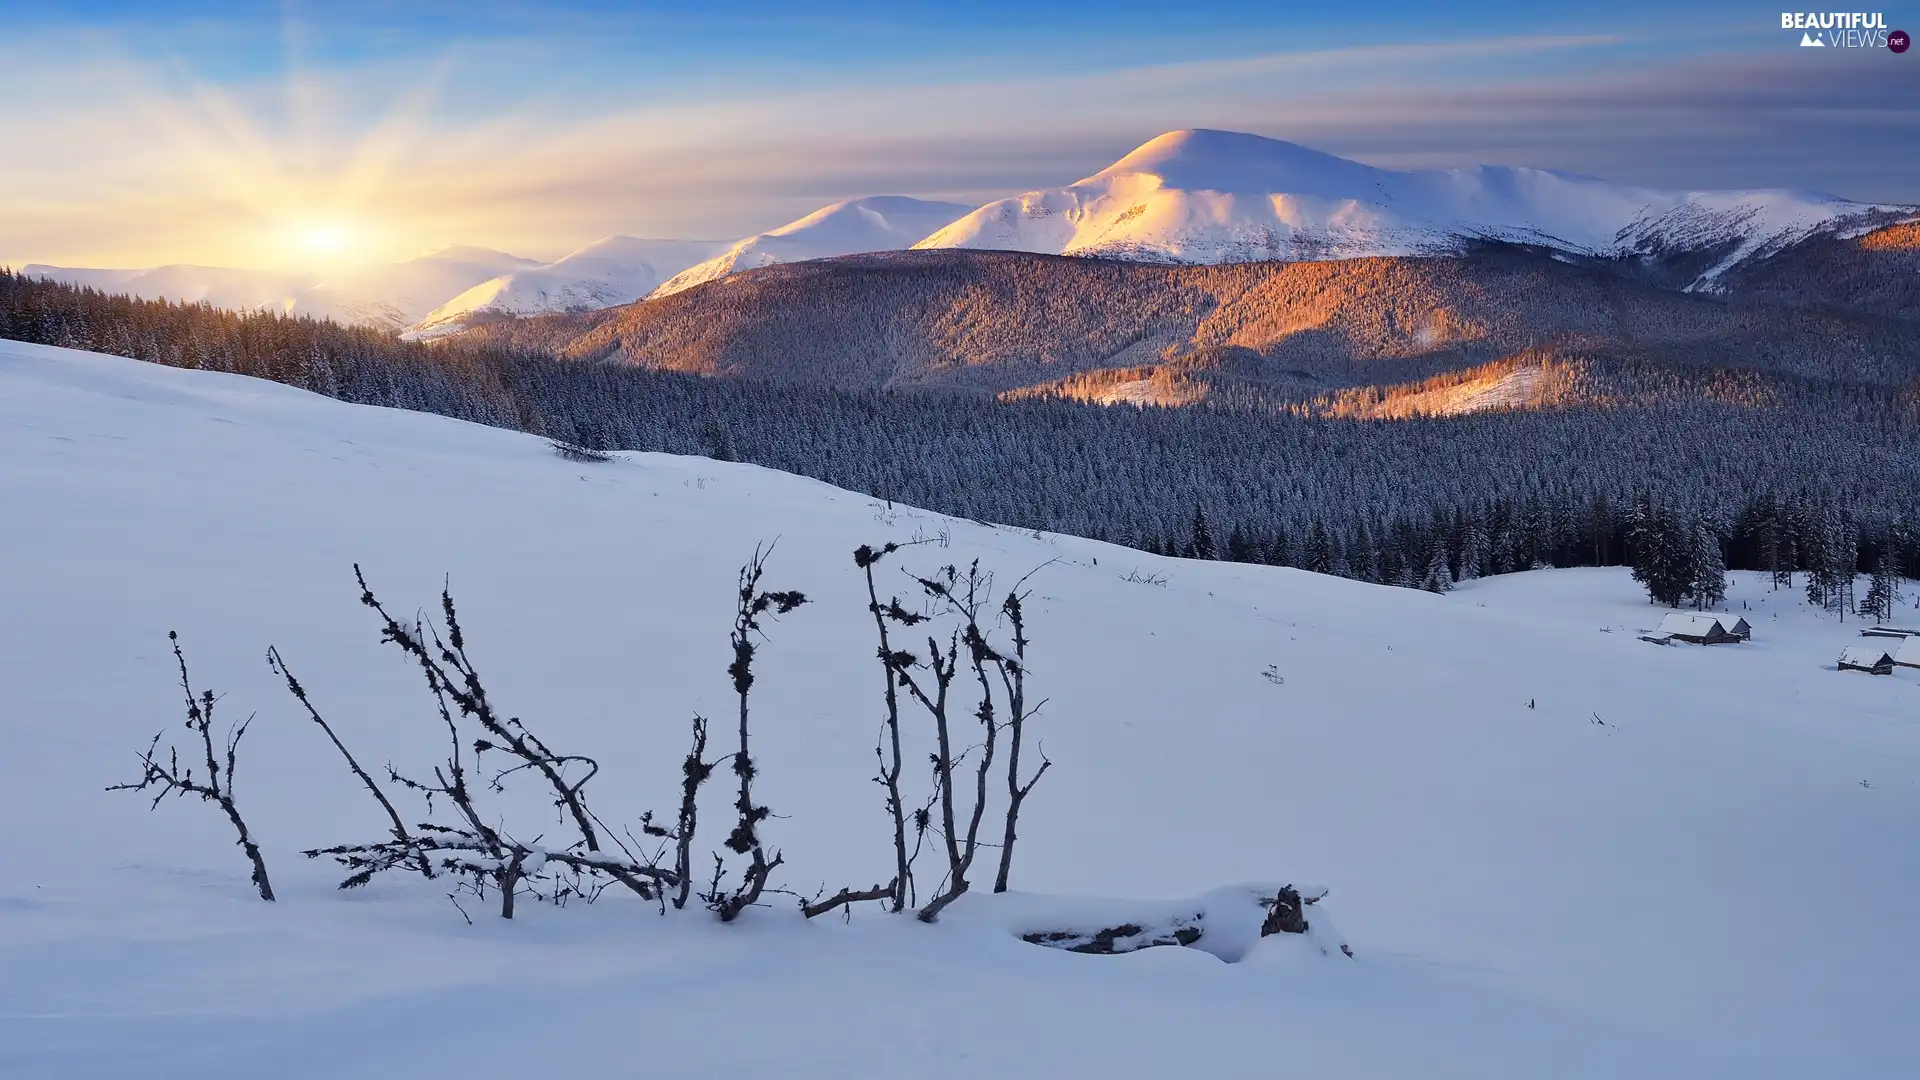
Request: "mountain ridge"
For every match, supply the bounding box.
[24,246,541,332]
[915,130,1912,289]
[405,236,724,339]
[649,195,974,299]
[457,242,1920,407]
[20,129,1915,336]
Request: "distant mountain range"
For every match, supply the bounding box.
[17,129,1916,356]
[405,237,724,339]
[23,246,540,332]
[913,130,1912,289]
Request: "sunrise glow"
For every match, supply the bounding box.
[281,221,367,264]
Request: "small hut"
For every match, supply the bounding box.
[1895,636,1920,670]
[1657,612,1740,645]
[1718,615,1753,641]
[1859,625,1920,639]
[1838,644,1896,675]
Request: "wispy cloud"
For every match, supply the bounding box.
[1,23,1912,270]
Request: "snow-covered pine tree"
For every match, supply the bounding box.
[1630,499,1695,608]
[1264,526,1292,568]
[1858,537,1902,623]
[1225,522,1255,563]
[1351,520,1380,583]
[1691,516,1728,610]
[1459,512,1488,582]
[1190,506,1216,560]
[1422,539,1453,594]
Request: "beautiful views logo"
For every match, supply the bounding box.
[1781,11,1906,48]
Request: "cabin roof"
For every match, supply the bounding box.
[1658,612,1728,635]
[1839,644,1895,667]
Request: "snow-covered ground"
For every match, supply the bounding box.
[2,340,1915,1078]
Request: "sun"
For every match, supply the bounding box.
[282,220,369,264]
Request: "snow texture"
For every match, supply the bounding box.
[2,340,1917,1078]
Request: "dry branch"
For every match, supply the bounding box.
[109,632,275,902]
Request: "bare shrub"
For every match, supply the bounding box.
[109,633,275,902]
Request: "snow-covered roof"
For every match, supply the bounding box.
[1839,644,1895,667]
[1895,636,1920,667]
[1658,612,1728,636]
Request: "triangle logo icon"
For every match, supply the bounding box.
[1801,31,1825,46]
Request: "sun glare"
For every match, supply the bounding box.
[284,220,367,264]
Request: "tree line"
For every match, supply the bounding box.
[6,269,1917,607]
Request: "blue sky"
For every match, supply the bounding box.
[1,1,1913,267]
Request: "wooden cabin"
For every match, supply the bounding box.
[1656,612,1742,645]
[1859,625,1920,639]
[1838,644,1896,675]
[1717,615,1752,641]
[1895,636,1920,670]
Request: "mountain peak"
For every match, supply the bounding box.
[649,196,972,298]
[916,129,1908,280]
[1093,130,1383,195]
[416,245,538,270]
[404,236,723,339]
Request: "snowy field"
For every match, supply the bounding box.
[1,339,1915,1079]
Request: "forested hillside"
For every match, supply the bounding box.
[459,246,1920,401]
[4,269,1916,598]
[1718,221,1920,322]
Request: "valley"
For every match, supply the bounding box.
[2,340,1915,1078]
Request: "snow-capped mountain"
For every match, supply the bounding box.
[25,131,1912,332]
[26,246,539,332]
[650,196,973,298]
[303,246,542,329]
[914,129,1914,287]
[22,262,316,313]
[405,236,724,340]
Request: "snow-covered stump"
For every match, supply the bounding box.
[1010,885,1351,963]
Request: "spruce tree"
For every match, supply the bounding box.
[1690,517,1727,610]
[1422,541,1453,594]
[1190,506,1216,560]
[1459,514,1487,582]
[1304,521,1333,576]
[1225,522,1255,563]
[1859,541,1902,623]
[1630,501,1695,607]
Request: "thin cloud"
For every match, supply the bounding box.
[1,29,1912,269]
